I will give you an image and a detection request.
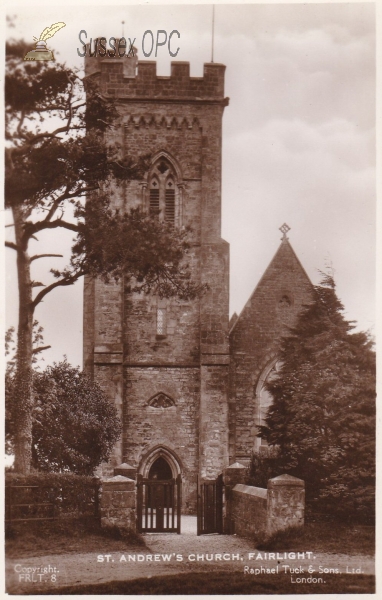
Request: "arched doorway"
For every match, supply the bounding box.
[137,447,182,534]
[148,456,173,480]
[139,445,182,479]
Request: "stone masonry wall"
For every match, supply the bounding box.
[83,54,230,512]
[123,252,200,365]
[100,475,136,531]
[123,367,200,513]
[230,474,305,539]
[231,484,268,538]
[94,364,124,475]
[89,60,226,102]
[199,365,229,479]
[267,474,305,534]
[83,275,95,376]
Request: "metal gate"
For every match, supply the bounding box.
[137,474,181,533]
[197,474,224,535]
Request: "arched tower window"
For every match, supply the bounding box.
[146,157,181,226]
[165,179,175,223]
[149,177,160,217]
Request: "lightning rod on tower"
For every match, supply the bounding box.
[211,5,215,63]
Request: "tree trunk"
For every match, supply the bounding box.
[12,205,34,474]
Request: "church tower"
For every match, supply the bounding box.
[83,50,230,510]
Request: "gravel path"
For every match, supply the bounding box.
[5,517,375,594]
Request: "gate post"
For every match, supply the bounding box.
[222,462,247,534]
[136,474,143,533]
[100,475,136,532]
[176,474,182,534]
[267,474,305,534]
[216,474,224,534]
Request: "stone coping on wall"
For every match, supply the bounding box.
[114,463,137,479]
[225,462,246,470]
[233,483,267,499]
[101,475,135,491]
[268,474,305,486]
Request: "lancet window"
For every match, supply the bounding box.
[147,158,180,226]
[257,360,282,447]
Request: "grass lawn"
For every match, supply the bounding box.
[6,518,375,559]
[5,518,147,559]
[255,521,375,555]
[26,572,375,595]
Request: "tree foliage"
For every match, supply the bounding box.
[246,447,281,489]
[5,40,204,473]
[31,360,122,475]
[258,273,375,522]
[6,326,121,474]
[5,40,201,299]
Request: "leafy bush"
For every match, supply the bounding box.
[246,448,281,488]
[32,360,122,474]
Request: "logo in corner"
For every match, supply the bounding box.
[24,22,66,61]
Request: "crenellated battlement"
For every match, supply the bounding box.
[85,56,227,103]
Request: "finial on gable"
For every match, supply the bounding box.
[279,223,291,242]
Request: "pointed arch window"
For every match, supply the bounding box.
[165,179,175,223]
[149,178,160,217]
[147,158,180,226]
[156,307,166,336]
[256,360,282,447]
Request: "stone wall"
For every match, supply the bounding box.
[231,484,268,538]
[100,475,136,531]
[123,366,200,512]
[199,365,229,479]
[225,468,305,539]
[83,275,95,376]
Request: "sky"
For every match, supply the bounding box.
[4,1,377,369]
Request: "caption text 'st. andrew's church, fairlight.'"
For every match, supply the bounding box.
[83,50,313,511]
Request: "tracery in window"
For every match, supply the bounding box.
[147,158,180,225]
[149,393,175,408]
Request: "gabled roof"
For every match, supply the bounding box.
[230,235,313,335]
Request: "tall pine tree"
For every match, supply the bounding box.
[5,41,205,473]
[260,273,375,522]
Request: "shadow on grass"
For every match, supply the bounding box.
[6,518,147,559]
[22,572,375,595]
[254,522,375,555]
